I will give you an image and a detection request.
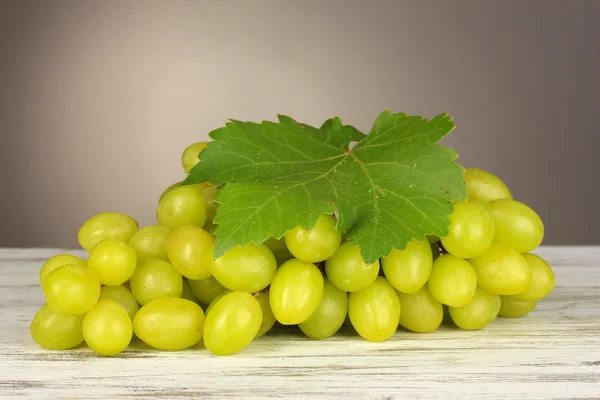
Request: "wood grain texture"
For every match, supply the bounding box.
[0,246,599,400]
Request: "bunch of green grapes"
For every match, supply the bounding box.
[30,141,555,357]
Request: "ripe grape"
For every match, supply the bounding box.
[254,290,276,338]
[486,199,544,253]
[159,181,182,203]
[299,278,348,340]
[427,254,477,307]
[30,304,84,350]
[129,225,171,261]
[464,167,512,204]
[133,297,205,351]
[284,214,342,263]
[469,243,531,295]
[43,264,101,314]
[499,296,537,318]
[269,258,324,325]
[180,279,200,304]
[325,242,379,292]
[205,290,232,315]
[349,276,400,342]
[83,300,132,356]
[39,254,86,290]
[87,239,137,286]
[509,253,555,302]
[166,225,214,280]
[449,287,500,330]
[129,259,183,305]
[99,285,139,320]
[441,201,495,259]
[156,185,207,229]
[78,212,139,251]
[203,291,262,355]
[187,275,227,305]
[181,141,207,174]
[381,239,432,294]
[397,285,443,333]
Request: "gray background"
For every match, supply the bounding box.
[1,0,599,248]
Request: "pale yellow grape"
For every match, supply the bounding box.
[449,287,500,330]
[78,212,139,251]
[205,290,232,315]
[133,297,205,351]
[285,214,342,263]
[381,239,432,294]
[159,181,183,204]
[129,225,171,261]
[464,167,513,204]
[203,291,262,355]
[157,185,207,229]
[44,264,101,315]
[83,300,132,356]
[99,285,139,320]
[255,290,276,338]
[87,239,137,286]
[269,259,324,325]
[180,279,199,304]
[510,253,555,302]
[299,278,348,340]
[441,201,495,259]
[486,199,544,253]
[427,254,477,307]
[499,297,537,318]
[30,305,84,350]
[39,254,86,290]
[469,243,531,296]
[166,225,214,280]
[187,275,227,305]
[397,285,443,333]
[129,259,183,305]
[348,276,400,342]
[325,242,379,292]
[181,141,208,174]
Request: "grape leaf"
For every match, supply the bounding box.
[184,110,466,263]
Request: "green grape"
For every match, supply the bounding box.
[509,253,555,302]
[159,181,183,204]
[39,254,86,290]
[349,276,400,342]
[180,278,199,304]
[205,290,232,315]
[397,285,443,333]
[203,291,262,355]
[499,296,537,318]
[269,259,324,325]
[87,239,137,286]
[44,264,101,314]
[99,285,139,320]
[264,236,293,264]
[464,167,513,204]
[187,275,227,305]
[83,299,132,356]
[78,212,139,251]
[129,225,171,261]
[181,141,208,174]
[427,254,477,307]
[166,225,214,280]
[486,199,544,253]
[299,278,348,340]
[449,287,500,330]
[381,239,432,294]
[30,304,84,350]
[156,185,207,229]
[129,259,183,305]
[469,243,531,295]
[255,290,276,338]
[325,242,379,292]
[199,184,219,221]
[440,201,495,259]
[284,214,342,263]
[209,243,277,293]
[133,297,205,351]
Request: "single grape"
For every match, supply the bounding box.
[180,278,200,304]
[325,242,379,292]
[269,258,324,325]
[203,291,262,355]
[486,199,544,253]
[209,243,277,293]
[159,181,183,204]
[284,214,342,263]
[39,254,86,290]
[78,212,139,251]
[83,299,132,356]
[166,225,214,280]
[187,275,227,305]
[440,201,495,259]
[156,185,207,229]
[349,276,400,342]
[427,254,477,307]
[30,304,84,350]
[254,290,276,338]
[129,259,183,305]
[397,285,443,333]
[381,239,432,294]
[509,253,555,302]
[299,278,348,340]
[469,243,531,296]
[181,141,208,174]
[44,264,101,314]
[99,285,139,320]
[204,290,232,315]
[499,296,537,318]
[133,297,205,351]
[449,287,501,330]
[87,239,137,286]
[263,236,293,264]
[129,225,171,261]
[464,167,513,204]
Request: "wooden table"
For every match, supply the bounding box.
[1,247,599,399]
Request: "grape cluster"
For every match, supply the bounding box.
[30,143,555,356]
